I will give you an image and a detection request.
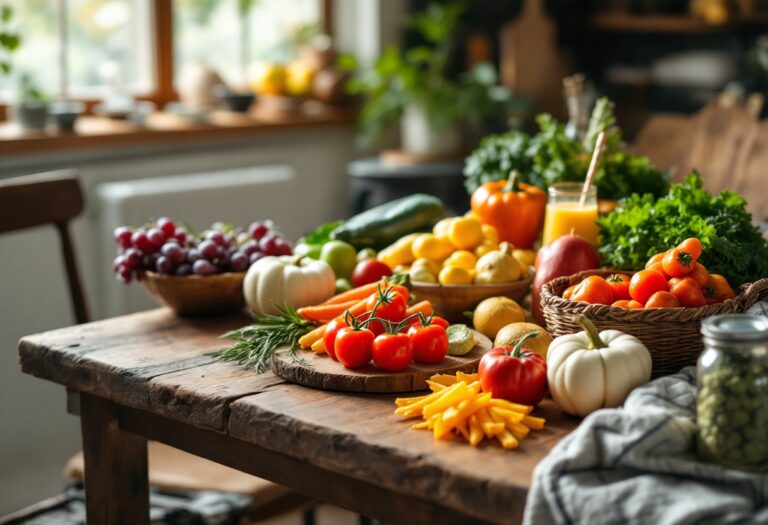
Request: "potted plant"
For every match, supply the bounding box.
[348,1,513,156]
[12,73,49,130]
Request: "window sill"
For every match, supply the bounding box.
[0,103,357,157]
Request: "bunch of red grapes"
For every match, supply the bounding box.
[113,217,292,283]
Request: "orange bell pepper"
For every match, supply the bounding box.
[470,171,546,249]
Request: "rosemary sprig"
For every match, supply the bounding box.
[214,305,314,372]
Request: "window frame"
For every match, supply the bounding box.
[0,0,334,120]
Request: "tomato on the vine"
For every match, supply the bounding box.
[322,318,347,360]
[366,288,407,322]
[407,324,448,364]
[429,316,449,329]
[334,327,374,369]
[371,333,413,372]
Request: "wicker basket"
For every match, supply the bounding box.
[540,269,768,378]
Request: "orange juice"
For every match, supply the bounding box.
[542,202,599,246]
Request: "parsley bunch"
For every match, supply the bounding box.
[597,172,768,286]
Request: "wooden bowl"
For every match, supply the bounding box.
[141,271,246,317]
[411,274,533,322]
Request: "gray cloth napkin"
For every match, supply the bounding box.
[524,366,768,525]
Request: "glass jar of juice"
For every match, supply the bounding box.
[542,182,599,246]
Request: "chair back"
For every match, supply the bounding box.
[0,170,90,323]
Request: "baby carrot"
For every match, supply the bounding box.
[298,300,359,323]
[405,300,433,319]
[321,282,382,305]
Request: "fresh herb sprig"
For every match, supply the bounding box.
[215,306,314,372]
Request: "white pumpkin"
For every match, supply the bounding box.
[547,315,652,417]
[243,256,335,315]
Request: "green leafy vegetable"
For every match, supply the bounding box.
[214,306,314,372]
[597,172,768,286]
[463,97,668,201]
[303,221,344,245]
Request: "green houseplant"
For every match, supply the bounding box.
[348,1,514,155]
[1,5,51,130]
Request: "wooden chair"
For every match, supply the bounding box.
[0,171,317,524]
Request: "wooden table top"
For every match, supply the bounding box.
[18,308,579,524]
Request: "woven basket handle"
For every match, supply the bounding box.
[739,278,768,310]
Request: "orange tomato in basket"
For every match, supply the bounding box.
[570,276,614,305]
[629,269,668,304]
[606,274,631,301]
[669,277,706,308]
[645,291,680,309]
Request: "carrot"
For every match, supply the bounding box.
[321,282,382,305]
[321,280,409,306]
[297,296,371,349]
[298,323,328,348]
[406,300,433,319]
[311,338,327,354]
[298,299,359,323]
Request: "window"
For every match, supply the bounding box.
[0,0,327,106]
[174,0,322,88]
[0,0,152,101]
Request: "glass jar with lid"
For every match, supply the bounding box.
[697,314,768,469]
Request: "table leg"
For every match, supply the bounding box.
[80,393,149,525]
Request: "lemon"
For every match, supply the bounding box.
[443,250,477,271]
[438,265,472,285]
[411,257,440,277]
[513,249,536,267]
[412,234,454,262]
[472,297,525,339]
[475,239,499,258]
[447,324,477,356]
[433,217,457,239]
[409,266,437,283]
[481,224,500,244]
[494,322,552,358]
[449,217,484,250]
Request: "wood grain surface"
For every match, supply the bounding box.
[271,330,492,393]
[18,308,579,524]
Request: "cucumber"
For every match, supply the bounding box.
[332,194,444,249]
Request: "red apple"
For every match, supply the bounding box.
[351,259,392,287]
[533,234,601,324]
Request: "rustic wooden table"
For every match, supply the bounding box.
[18,308,578,525]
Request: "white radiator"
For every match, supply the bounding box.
[96,164,297,317]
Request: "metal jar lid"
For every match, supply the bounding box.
[701,314,768,344]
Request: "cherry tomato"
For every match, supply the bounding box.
[645,291,680,309]
[571,275,614,305]
[629,269,668,304]
[366,289,407,322]
[407,324,448,364]
[606,274,631,300]
[611,299,643,309]
[669,277,706,308]
[677,238,702,261]
[662,248,694,277]
[562,284,576,300]
[645,252,667,269]
[351,259,393,288]
[372,333,413,371]
[430,316,450,329]
[334,327,374,369]
[703,274,736,304]
[322,318,347,360]
[689,262,710,288]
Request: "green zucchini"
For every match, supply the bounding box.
[331,194,445,249]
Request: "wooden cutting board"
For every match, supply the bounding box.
[272,330,492,393]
